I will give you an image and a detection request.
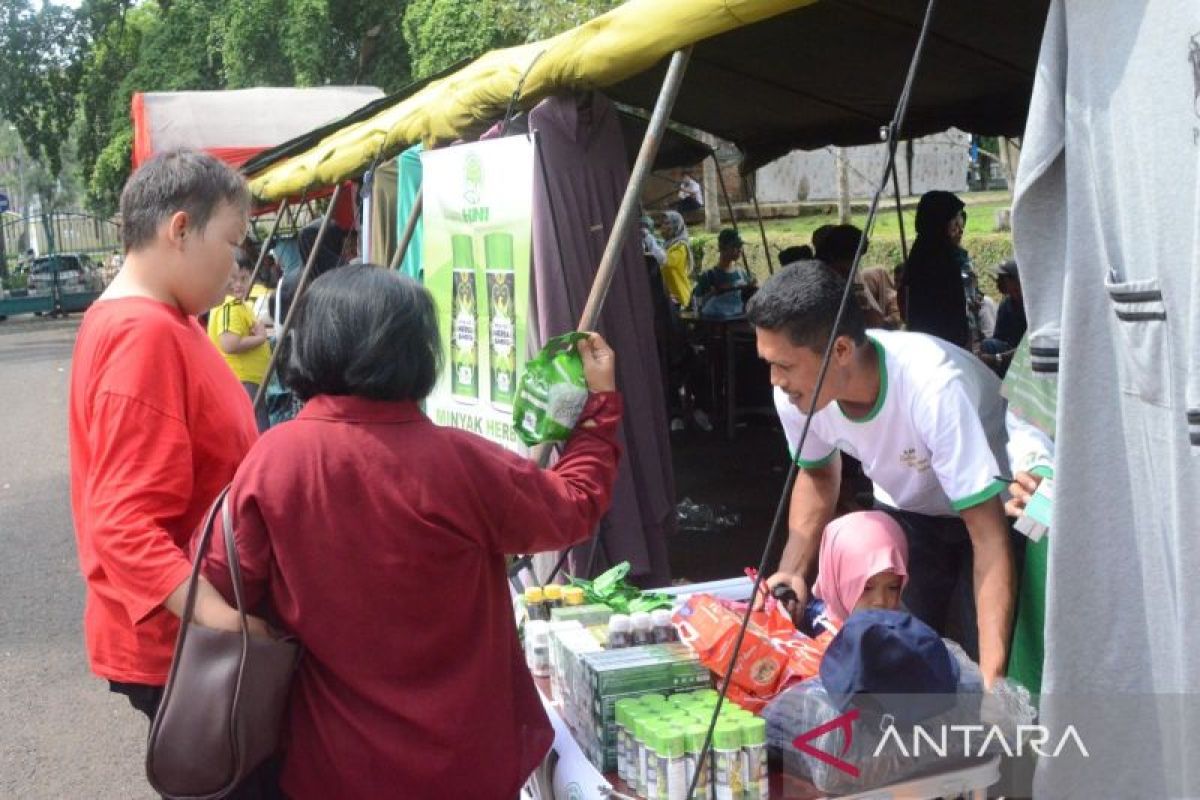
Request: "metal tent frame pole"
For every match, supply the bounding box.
[575,47,692,331]
[241,199,288,303]
[711,152,753,275]
[534,47,693,586]
[388,187,423,272]
[749,183,774,275]
[253,183,344,411]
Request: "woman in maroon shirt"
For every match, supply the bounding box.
[200,265,622,798]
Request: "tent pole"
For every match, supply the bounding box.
[891,160,909,262]
[575,46,692,332]
[712,152,752,275]
[253,183,344,411]
[388,186,423,272]
[749,184,774,275]
[533,46,691,585]
[241,199,288,303]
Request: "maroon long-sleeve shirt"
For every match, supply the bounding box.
[200,391,622,799]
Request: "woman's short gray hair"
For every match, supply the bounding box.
[119,150,250,252]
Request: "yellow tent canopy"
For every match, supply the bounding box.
[248,0,1049,201]
[248,0,812,200]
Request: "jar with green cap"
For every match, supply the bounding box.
[712,720,744,800]
[739,716,769,800]
[449,233,479,402]
[483,231,516,410]
[615,698,639,784]
[683,723,715,800]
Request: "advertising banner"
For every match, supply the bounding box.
[421,136,535,455]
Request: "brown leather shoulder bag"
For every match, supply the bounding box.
[147,487,302,799]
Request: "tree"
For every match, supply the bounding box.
[75,0,414,213]
[0,0,84,189]
[403,0,622,80]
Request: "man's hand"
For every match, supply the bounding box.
[1005,471,1044,518]
[960,497,1016,689]
[251,320,267,339]
[760,571,810,621]
[578,332,616,393]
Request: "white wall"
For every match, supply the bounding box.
[755,130,970,202]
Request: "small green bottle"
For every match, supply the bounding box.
[683,723,715,800]
[449,234,479,403]
[484,232,517,410]
[740,716,769,800]
[712,721,744,800]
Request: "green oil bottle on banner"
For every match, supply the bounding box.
[484,232,517,410]
[450,234,479,403]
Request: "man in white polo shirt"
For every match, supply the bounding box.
[746,262,1016,686]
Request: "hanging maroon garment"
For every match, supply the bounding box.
[528,92,676,586]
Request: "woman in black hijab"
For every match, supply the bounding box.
[901,190,971,349]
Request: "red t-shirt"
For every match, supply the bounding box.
[200,392,623,798]
[69,297,257,685]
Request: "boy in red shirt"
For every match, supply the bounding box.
[69,150,267,721]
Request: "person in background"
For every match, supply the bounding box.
[812,511,909,625]
[814,224,901,329]
[208,260,272,432]
[984,260,1027,356]
[747,264,1016,686]
[779,245,814,267]
[695,228,755,318]
[200,265,623,798]
[675,170,704,215]
[68,151,271,796]
[641,214,666,268]
[901,191,972,349]
[658,211,694,308]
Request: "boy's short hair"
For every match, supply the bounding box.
[120,150,250,253]
[282,265,441,403]
[746,261,866,351]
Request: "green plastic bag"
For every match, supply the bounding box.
[513,332,590,446]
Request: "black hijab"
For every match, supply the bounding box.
[903,191,970,348]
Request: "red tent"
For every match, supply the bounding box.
[131,86,385,169]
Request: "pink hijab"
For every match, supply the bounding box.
[813,511,909,624]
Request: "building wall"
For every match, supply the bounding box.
[754,130,970,202]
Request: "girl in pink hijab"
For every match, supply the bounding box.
[813,511,909,624]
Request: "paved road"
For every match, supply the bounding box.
[0,316,151,799]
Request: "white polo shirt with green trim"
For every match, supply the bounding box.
[777,330,1009,517]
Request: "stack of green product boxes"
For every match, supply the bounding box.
[579,643,711,774]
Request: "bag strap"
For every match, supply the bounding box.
[221,499,252,652]
[178,485,233,626]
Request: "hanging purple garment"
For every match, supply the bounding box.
[529,92,675,586]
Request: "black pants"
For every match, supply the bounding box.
[110,682,283,799]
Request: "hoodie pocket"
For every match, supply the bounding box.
[1105,276,1173,407]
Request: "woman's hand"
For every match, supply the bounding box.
[578,333,616,393]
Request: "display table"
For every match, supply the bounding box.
[530,678,999,800]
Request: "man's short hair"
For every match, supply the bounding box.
[746,261,866,351]
[119,150,250,253]
[815,224,868,265]
[282,265,441,403]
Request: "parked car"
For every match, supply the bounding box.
[26,254,99,295]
